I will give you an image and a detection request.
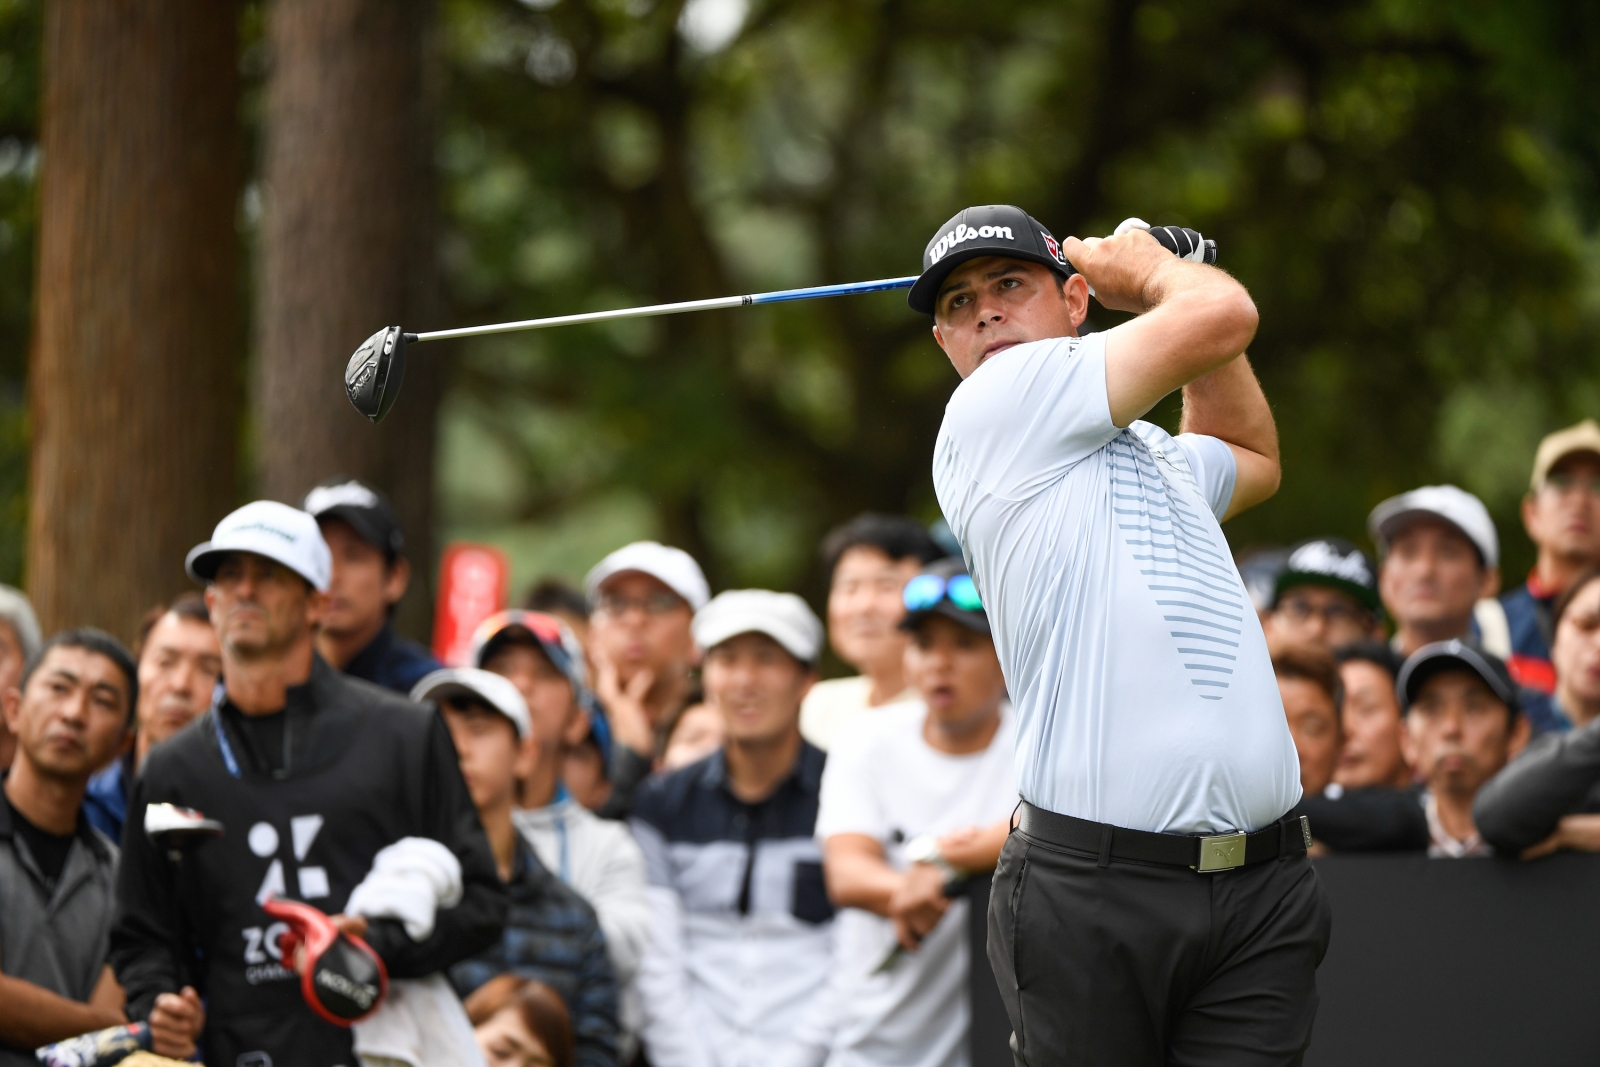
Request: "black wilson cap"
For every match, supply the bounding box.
[908,205,1073,315]
[1272,537,1380,613]
[303,478,405,559]
[1396,639,1519,714]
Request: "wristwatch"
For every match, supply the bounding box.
[904,834,961,889]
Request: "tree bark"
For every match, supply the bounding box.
[30,0,243,644]
[255,0,441,638]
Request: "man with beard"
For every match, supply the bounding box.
[110,501,505,1067]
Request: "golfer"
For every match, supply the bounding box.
[912,206,1329,1066]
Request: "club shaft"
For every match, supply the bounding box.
[410,276,918,343]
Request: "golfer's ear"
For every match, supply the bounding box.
[1064,274,1090,327]
[932,322,947,351]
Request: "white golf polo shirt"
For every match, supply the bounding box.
[932,332,1300,835]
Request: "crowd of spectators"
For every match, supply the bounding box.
[1263,420,1600,863]
[3,418,1600,1066]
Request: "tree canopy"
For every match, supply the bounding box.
[0,0,1596,617]
[435,0,1600,602]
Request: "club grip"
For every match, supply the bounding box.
[1146,224,1217,264]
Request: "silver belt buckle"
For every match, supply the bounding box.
[1194,831,1247,872]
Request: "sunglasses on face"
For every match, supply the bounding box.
[594,592,685,618]
[903,573,983,613]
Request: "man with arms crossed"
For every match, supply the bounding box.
[818,557,1016,1067]
[0,631,139,1061]
[916,206,1326,1066]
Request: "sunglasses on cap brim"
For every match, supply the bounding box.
[903,573,983,613]
[474,609,567,648]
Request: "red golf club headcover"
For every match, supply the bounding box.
[262,896,388,1026]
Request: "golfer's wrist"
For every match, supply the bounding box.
[1137,254,1190,313]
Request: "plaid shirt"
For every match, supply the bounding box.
[451,837,620,1067]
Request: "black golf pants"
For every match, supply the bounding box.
[987,825,1333,1067]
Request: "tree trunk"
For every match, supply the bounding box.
[257,0,444,639]
[255,0,441,638]
[30,0,243,645]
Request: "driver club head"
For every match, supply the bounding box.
[144,802,224,849]
[345,326,409,423]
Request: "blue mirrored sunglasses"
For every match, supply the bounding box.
[903,573,983,613]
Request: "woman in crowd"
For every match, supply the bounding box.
[467,975,576,1067]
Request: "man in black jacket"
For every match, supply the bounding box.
[110,501,506,1067]
[303,479,442,694]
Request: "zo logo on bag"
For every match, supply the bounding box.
[241,813,329,984]
[249,814,329,904]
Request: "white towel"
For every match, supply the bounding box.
[347,839,480,1067]
[354,972,487,1067]
[345,837,463,941]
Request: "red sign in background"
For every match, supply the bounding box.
[432,542,510,666]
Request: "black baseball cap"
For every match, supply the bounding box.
[900,556,990,636]
[908,205,1074,315]
[302,478,405,560]
[1396,639,1519,714]
[1272,537,1380,613]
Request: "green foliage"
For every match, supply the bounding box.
[1,0,1596,603]
[0,0,37,587]
[433,0,1600,600]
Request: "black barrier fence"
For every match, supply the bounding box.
[968,853,1600,1067]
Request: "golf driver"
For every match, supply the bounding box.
[145,802,224,857]
[344,275,918,423]
[144,802,223,996]
[343,221,1215,423]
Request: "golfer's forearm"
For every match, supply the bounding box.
[1180,354,1276,456]
[0,974,125,1047]
[1105,267,1259,427]
[1180,355,1280,517]
[1144,264,1258,370]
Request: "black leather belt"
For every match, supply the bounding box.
[1016,801,1311,872]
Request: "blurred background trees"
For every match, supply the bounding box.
[0,0,1597,637]
[30,0,241,639]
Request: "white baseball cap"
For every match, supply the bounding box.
[1367,485,1499,570]
[186,501,334,592]
[1530,419,1600,491]
[692,589,824,664]
[411,667,532,739]
[585,541,710,611]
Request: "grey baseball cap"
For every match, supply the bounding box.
[1396,639,1519,714]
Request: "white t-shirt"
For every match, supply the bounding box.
[814,701,1019,1067]
[799,676,919,752]
[932,332,1300,835]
